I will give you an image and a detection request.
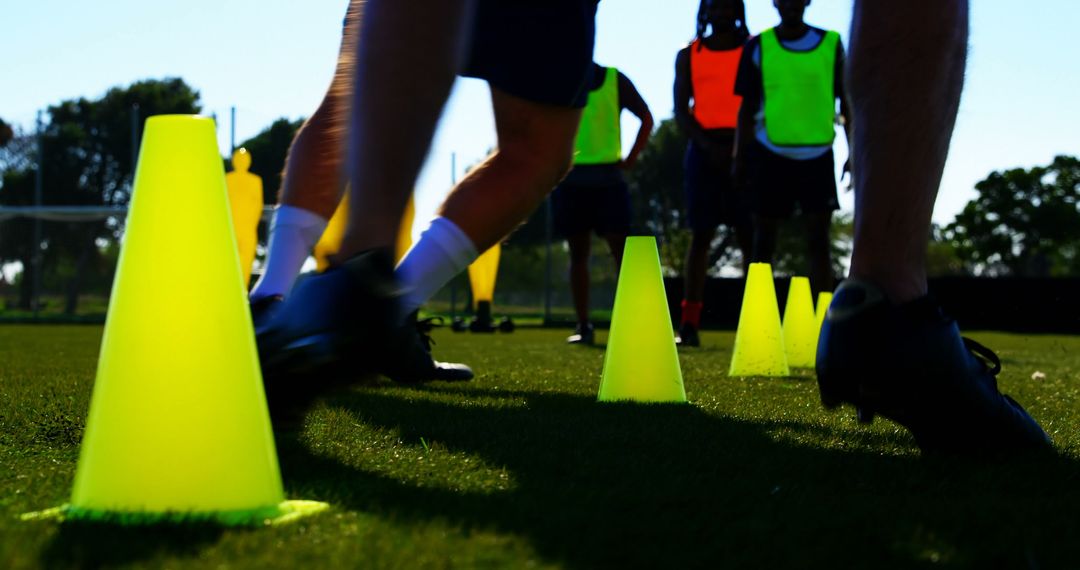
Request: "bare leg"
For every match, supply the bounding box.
[804,211,833,296]
[438,88,582,251]
[684,228,715,303]
[277,0,361,218]
[751,216,780,265]
[603,233,627,275]
[734,223,753,274]
[337,0,473,257]
[567,232,592,326]
[846,0,968,302]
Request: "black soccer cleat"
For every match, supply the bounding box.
[675,322,700,347]
[816,280,1052,455]
[389,312,474,383]
[566,322,594,345]
[250,294,285,337]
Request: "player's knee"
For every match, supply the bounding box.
[497,142,575,194]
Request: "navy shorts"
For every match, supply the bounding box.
[746,141,839,219]
[552,165,632,237]
[461,0,599,109]
[684,140,750,231]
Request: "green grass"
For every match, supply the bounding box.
[2,325,1080,568]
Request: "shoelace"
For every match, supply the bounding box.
[963,337,1002,376]
[415,316,444,352]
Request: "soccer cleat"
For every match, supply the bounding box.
[256,249,401,412]
[816,280,1052,454]
[675,322,700,347]
[395,313,474,383]
[250,294,285,337]
[566,322,595,345]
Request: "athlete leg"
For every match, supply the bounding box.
[568,231,593,327]
[803,210,833,296]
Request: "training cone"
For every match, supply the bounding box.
[597,237,686,403]
[24,116,327,526]
[315,193,415,271]
[814,291,833,357]
[781,277,817,368]
[728,263,790,377]
[815,291,833,331]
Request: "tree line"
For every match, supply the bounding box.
[2,78,1078,314]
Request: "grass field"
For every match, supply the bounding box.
[2,325,1080,569]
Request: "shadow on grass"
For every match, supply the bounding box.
[274,386,1080,568]
[40,521,225,570]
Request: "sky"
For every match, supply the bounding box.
[3,0,1080,234]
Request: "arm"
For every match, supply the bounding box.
[731,42,761,188]
[836,41,855,183]
[617,71,654,170]
[673,47,714,150]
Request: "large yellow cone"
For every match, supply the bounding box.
[224,147,263,288]
[468,244,501,307]
[781,277,817,368]
[31,116,327,526]
[314,192,415,271]
[728,263,789,377]
[598,237,686,403]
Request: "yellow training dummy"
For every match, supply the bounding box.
[225,148,264,287]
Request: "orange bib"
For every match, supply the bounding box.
[690,39,744,129]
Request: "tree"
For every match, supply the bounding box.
[942,155,1080,277]
[235,117,305,204]
[0,78,202,312]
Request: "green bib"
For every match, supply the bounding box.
[574,66,622,165]
[761,28,840,146]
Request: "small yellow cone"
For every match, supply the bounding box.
[468,244,501,308]
[29,116,327,526]
[728,263,790,377]
[815,291,833,331]
[598,237,687,403]
[314,192,415,271]
[781,277,817,368]
[224,148,263,288]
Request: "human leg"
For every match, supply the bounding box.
[817,0,1050,453]
[249,1,360,303]
[394,88,582,316]
[803,210,833,297]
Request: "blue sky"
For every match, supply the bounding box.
[3,0,1079,232]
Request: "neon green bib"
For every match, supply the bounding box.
[574,66,622,165]
[761,28,840,146]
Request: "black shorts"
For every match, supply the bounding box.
[552,165,632,237]
[684,140,750,231]
[746,141,839,219]
[461,0,599,109]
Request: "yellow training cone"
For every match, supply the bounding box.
[315,193,415,271]
[24,116,327,526]
[598,237,686,403]
[815,291,833,331]
[781,277,817,368]
[728,263,790,377]
[468,243,501,308]
[225,147,263,288]
[812,291,829,354]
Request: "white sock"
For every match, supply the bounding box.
[249,205,328,300]
[395,216,478,315]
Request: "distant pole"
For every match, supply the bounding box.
[130,103,141,178]
[32,111,45,318]
[449,152,458,318]
[230,106,236,153]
